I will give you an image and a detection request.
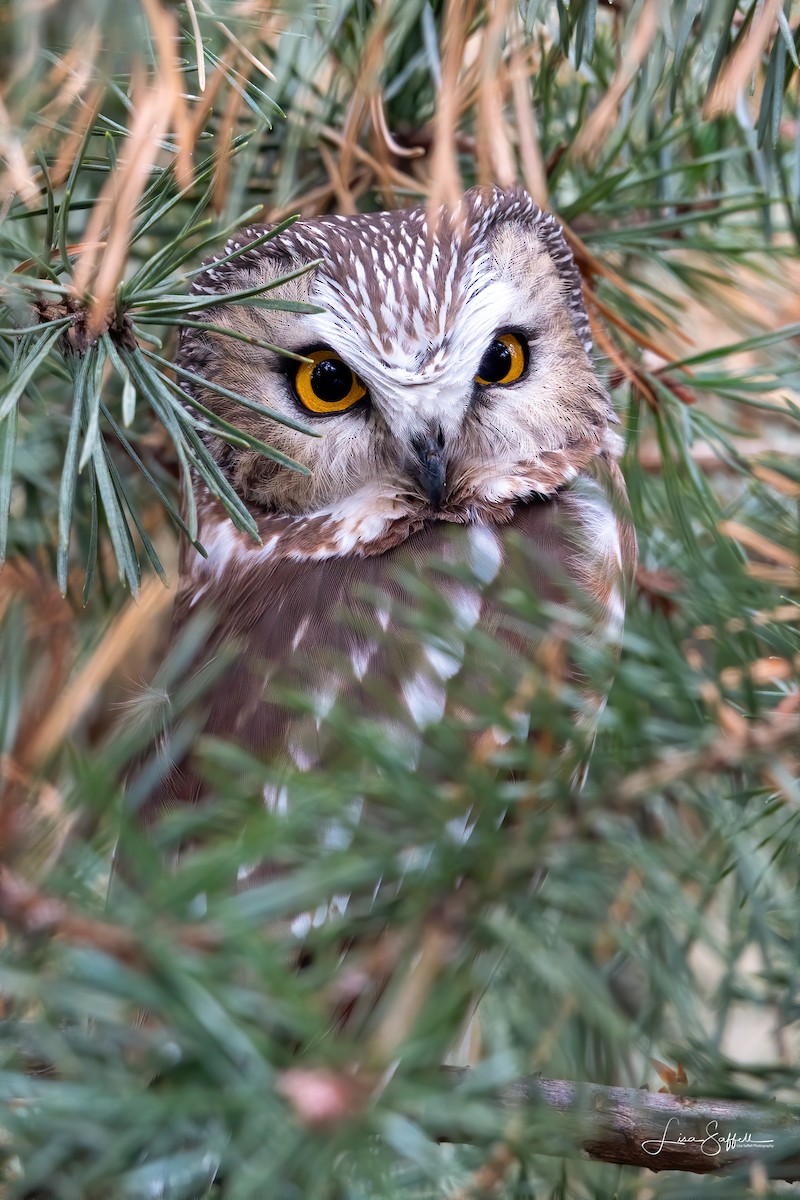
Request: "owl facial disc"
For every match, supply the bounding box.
[179,185,618,526]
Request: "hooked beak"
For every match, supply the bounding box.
[409,427,446,510]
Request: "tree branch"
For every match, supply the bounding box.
[442,1069,800,1179]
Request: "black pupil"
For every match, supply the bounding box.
[478,339,512,382]
[311,357,354,403]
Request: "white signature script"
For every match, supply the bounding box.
[642,1118,775,1156]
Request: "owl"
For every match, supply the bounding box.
[140,186,635,913]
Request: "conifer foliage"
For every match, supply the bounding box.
[1,2,799,1196]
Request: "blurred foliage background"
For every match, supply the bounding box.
[1,0,800,1196]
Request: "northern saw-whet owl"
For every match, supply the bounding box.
[142,186,635,919]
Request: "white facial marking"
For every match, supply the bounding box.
[289,484,406,560]
[308,253,518,446]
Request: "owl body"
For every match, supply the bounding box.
[144,187,634,847]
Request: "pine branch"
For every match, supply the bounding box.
[614,709,800,807]
[441,1070,800,1180]
[4,868,799,1181]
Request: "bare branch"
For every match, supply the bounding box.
[442,1070,800,1180]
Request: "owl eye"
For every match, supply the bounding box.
[294,349,367,415]
[475,331,527,387]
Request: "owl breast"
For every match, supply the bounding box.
[141,453,632,834]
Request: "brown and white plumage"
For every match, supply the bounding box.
[142,186,635,889]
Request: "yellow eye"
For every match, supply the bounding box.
[294,349,367,415]
[475,331,527,386]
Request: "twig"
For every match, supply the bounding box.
[194,0,276,82]
[428,0,477,216]
[615,710,800,806]
[570,0,658,164]
[369,92,424,160]
[439,1070,800,1179]
[719,519,800,571]
[639,438,800,475]
[22,575,172,768]
[367,920,454,1064]
[704,0,780,118]
[508,31,548,207]
[0,866,218,961]
[184,0,206,92]
[277,1063,800,1179]
[475,0,516,189]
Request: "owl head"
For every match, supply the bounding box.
[180,186,615,537]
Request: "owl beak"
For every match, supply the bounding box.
[409,428,446,510]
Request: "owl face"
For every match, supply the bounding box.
[181,187,614,525]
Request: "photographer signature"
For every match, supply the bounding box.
[642,1118,774,1156]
